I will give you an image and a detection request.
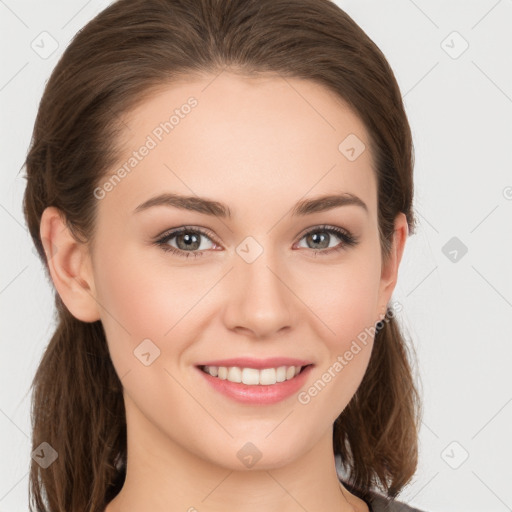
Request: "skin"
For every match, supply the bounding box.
[40,72,407,512]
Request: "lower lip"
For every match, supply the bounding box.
[196,365,314,405]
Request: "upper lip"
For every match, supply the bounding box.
[196,357,314,369]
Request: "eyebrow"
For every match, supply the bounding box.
[133,191,368,218]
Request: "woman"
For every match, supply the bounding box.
[23,0,425,511]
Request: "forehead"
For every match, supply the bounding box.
[97,72,377,222]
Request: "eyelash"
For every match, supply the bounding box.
[154,224,358,259]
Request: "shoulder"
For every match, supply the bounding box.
[366,490,426,512]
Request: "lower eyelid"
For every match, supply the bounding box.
[155,226,357,256]
[157,230,216,252]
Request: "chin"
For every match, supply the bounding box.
[195,433,308,472]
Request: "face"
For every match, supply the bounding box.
[85,72,402,470]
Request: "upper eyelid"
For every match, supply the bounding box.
[156,226,218,244]
[157,224,352,246]
[296,224,351,238]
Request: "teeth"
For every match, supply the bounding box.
[242,368,260,385]
[276,366,287,382]
[259,368,276,385]
[227,366,242,383]
[202,365,304,385]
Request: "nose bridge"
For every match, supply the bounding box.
[224,237,295,336]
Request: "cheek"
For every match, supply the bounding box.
[92,238,227,384]
[92,242,197,369]
[296,251,381,406]
[296,277,379,423]
[305,254,382,344]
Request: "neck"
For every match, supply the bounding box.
[105,396,363,512]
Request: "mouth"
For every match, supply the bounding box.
[198,364,313,386]
[196,362,315,404]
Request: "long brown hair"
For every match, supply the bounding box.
[22,0,421,510]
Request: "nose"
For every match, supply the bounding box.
[221,250,297,339]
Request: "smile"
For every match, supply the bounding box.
[200,364,309,386]
[196,363,314,405]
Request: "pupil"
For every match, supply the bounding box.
[179,233,199,250]
[309,232,328,249]
[176,231,331,251]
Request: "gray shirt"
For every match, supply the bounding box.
[366,490,425,512]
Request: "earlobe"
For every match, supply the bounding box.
[39,206,101,323]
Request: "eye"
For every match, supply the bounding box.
[295,225,358,256]
[154,224,358,259]
[154,226,218,258]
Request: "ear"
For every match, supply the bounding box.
[377,212,408,320]
[39,206,101,322]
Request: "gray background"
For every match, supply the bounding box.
[1,0,511,510]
